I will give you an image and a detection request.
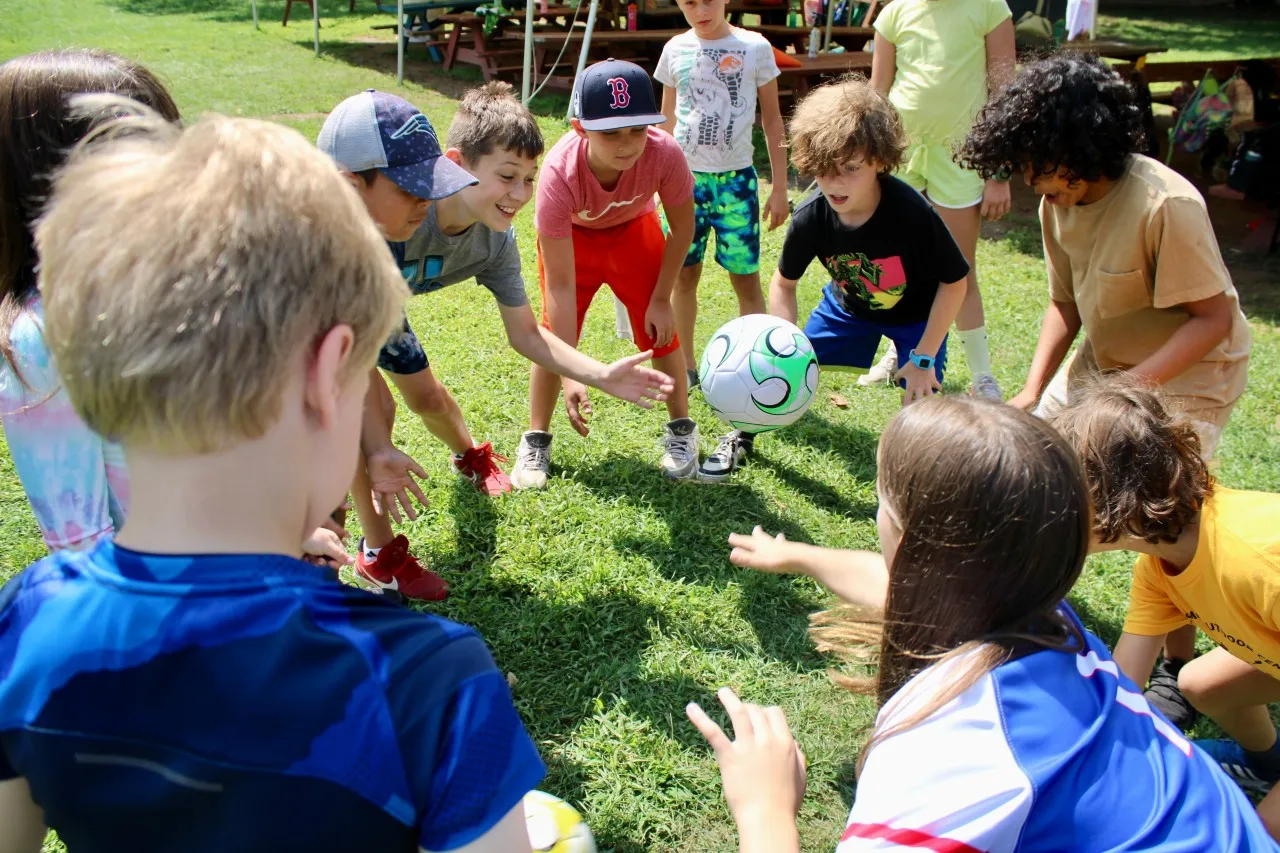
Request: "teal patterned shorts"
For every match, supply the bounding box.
[685,166,760,275]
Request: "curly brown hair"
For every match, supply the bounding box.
[1048,374,1213,545]
[788,76,906,177]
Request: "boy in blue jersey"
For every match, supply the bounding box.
[0,105,542,851]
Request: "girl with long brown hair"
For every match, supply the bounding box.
[688,396,1277,852]
[0,50,178,550]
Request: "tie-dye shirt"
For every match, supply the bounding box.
[0,295,128,550]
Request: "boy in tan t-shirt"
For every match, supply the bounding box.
[958,53,1250,457]
[958,53,1252,732]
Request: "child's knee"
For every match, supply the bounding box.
[677,264,702,292]
[1177,661,1221,712]
[399,371,454,416]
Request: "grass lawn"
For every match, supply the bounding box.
[3,2,1280,850]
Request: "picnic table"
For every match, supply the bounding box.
[529,28,685,88]
[750,23,873,52]
[637,3,784,19]
[437,5,577,79]
[776,50,873,99]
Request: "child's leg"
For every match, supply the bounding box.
[674,177,713,373]
[1180,648,1280,754]
[803,284,884,373]
[352,371,398,550]
[388,366,475,455]
[714,168,766,320]
[529,230,603,433]
[887,322,949,387]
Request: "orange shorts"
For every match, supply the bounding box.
[537,209,680,359]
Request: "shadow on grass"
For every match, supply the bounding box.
[1067,592,1127,649]
[766,410,881,486]
[1100,6,1280,60]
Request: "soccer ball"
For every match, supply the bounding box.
[698,314,819,433]
[524,790,597,853]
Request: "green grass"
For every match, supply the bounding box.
[4,2,1280,850]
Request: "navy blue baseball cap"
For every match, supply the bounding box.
[573,59,666,132]
[318,90,476,201]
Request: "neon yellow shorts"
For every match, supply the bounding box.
[896,142,984,209]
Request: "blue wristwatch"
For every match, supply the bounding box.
[907,349,934,371]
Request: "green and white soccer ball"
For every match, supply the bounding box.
[524,790,597,853]
[698,314,819,433]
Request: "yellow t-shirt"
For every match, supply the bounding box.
[1043,155,1251,425]
[874,0,1012,146]
[1124,487,1280,677]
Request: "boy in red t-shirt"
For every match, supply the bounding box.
[511,59,699,487]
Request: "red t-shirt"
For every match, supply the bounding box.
[534,126,694,239]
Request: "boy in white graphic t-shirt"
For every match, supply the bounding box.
[655,0,790,391]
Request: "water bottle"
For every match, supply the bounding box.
[808,26,820,57]
[627,2,637,30]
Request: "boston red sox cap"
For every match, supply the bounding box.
[572,58,666,132]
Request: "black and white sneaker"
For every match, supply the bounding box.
[511,430,552,490]
[1144,657,1200,731]
[661,418,699,479]
[697,430,754,483]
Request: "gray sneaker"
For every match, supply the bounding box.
[971,374,1003,402]
[660,418,699,479]
[511,430,552,490]
[697,430,754,482]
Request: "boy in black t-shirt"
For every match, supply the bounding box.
[699,80,969,481]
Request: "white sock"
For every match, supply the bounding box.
[956,326,994,378]
[364,545,381,560]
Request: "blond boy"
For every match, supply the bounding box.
[0,102,541,852]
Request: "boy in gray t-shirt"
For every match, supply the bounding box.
[320,85,674,601]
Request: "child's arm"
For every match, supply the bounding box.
[757,80,790,232]
[768,271,802,324]
[729,526,889,615]
[869,32,896,96]
[1112,632,1168,690]
[649,196,695,348]
[1128,292,1236,387]
[498,305,674,405]
[421,804,532,853]
[898,277,965,405]
[979,19,1016,221]
[660,86,677,137]
[1009,299,1082,411]
[360,367,429,523]
[0,777,45,853]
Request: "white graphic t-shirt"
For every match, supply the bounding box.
[655,28,780,173]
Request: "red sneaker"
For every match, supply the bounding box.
[453,441,513,495]
[354,535,449,602]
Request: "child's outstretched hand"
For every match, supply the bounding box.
[366,447,429,523]
[898,362,941,406]
[302,526,354,569]
[687,687,806,841]
[728,526,797,574]
[598,350,674,409]
[563,379,593,436]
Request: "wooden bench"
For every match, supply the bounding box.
[749,23,873,52]
[436,6,576,78]
[775,50,873,104]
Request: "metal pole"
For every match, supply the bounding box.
[252,0,259,29]
[822,0,834,52]
[565,0,600,119]
[313,0,320,56]
[522,0,536,102]
[397,0,406,84]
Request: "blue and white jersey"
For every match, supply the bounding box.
[839,605,1278,852]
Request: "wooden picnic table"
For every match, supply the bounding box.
[637,3,783,18]
[437,5,577,78]
[529,28,684,89]
[749,23,873,52]
[776,50,872,101]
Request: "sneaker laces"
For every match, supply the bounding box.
[462,441,509,476]
[516,438,550,470]
[661,431,697,465]
[709,431,741,463]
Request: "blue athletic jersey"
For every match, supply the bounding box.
[839,604,1279,852]
[0,541,545,852]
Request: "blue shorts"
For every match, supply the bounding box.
[685,167,761,275]
[377,313,429,375]
[804,284,947,384]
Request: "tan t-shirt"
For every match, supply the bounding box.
[1042,155,1250,422]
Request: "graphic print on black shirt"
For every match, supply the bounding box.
[776,176,970,326]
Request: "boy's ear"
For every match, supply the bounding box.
[443,147,466,167]
[340,170,366,194]
[569,118,587,139]
[305,324,355,427]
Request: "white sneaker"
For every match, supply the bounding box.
[660,418,699,479]
[858,342,898,387]
[511,430,552,490]
[971,374,1003,402]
